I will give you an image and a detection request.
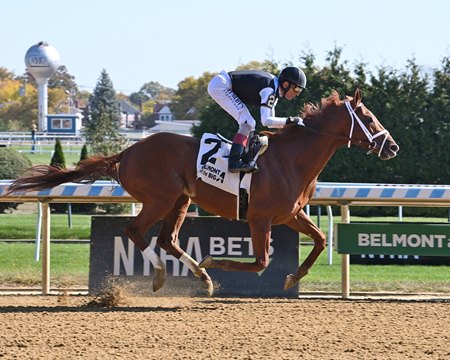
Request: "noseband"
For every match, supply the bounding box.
[344,101,390,157]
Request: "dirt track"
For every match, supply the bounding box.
[0,294,449,360]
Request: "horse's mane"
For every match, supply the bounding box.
[302,90,342,118]
[261,90,342,138]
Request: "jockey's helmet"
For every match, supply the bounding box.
[279,67,307,89]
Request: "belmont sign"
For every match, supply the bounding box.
[89,216,299,296]
[337,223,450,257]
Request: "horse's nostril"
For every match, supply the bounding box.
[390,144,400,152]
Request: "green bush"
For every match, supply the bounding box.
[50,139,68,213]
[0,148,32,213]
[0,148,32,179]
[50,138,66,169]
[98,203,131,215]
[71,144,98,214]
[79,144,88,162]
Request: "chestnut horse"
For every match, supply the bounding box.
[8,89,399,295]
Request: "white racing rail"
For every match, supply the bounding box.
[1,181,449,206]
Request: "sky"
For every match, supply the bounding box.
[2,0,449,95]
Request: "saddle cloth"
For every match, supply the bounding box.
[196,133,268,197]
[196,133,241,195]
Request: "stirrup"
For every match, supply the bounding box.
[229,160,258,174]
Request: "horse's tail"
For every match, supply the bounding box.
[7,153,123,194]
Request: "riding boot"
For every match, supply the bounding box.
[228,142,258,173]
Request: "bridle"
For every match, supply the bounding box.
[300,101,390,157]
[344,101,390,157]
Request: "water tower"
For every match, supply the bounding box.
[25,41,60,131]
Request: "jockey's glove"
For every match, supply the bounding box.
[285,116,304,127]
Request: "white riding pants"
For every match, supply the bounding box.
[207,70,257,134]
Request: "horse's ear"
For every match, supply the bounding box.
[353,89,362,107]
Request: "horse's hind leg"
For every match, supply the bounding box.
[125,202,176,292]
[157,194,214,296]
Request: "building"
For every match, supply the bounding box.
[152,102,173,121]
[46,104,84,133]
[148,119,200,136]
[117,100,141,128]
[146,102,198,135]
[46,114,83,133]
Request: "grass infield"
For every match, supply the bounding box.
[0,214,448,292]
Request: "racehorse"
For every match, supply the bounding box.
[7,89,399,295]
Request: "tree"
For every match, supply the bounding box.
[0,67,15,81]
[48,87,72,114]
[0,68,72,130]
[0,148,32,213]
[79,144,88,162]
[129,91,150,106]
[84,69,126,155]
[0,78,20,102]
[129,81,175,112]
[171,72,216,120]
[424,56,450,184]
[72,144,97,213]
[140,81,175,100]
[47,65,78,94]
[50,138,66,169]
[235,60,278,72]
[84,70,128,215]
[0,79,38,131]
[49,139,67,213]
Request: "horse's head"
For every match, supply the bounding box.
[344,89,399,160]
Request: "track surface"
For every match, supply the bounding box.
[0,295,449,359]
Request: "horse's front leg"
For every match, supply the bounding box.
[199,219,271,272]
[284,209,326,290]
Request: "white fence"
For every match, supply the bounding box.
[0,130,154,148]
[0,132,84,146]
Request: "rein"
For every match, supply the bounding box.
[300,124,368,144]
[299,101,390,157]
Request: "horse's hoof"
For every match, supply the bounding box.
[203,278,214,297]
[284,274,298,291]
[201,272,214,296]
[198,255,213,269]
[152,268,166,292]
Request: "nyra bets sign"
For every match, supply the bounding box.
[337,223,450,257]
[89,216,299,297]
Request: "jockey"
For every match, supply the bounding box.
[207,66,307,173]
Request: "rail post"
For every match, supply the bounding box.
[41,201,51,294]
[326,205,333,265]
[341,204,350,299]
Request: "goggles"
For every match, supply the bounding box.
[291,84,303,93]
